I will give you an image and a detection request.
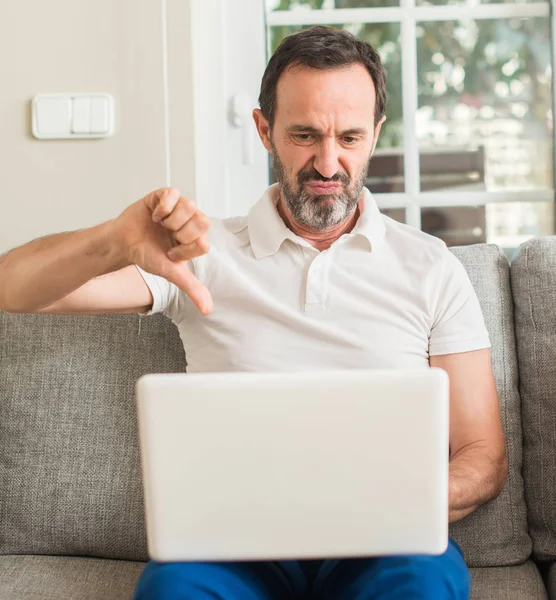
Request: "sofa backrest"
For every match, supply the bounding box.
[448,245,531,566]
[512,236,556,561]
[0,312,185,561]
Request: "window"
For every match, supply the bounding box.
[265,0,555,248]
[186,0,554,250]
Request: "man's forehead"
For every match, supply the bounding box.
[275,63,376,123]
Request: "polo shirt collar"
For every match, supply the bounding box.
[248,183,385,259]
[352,186,386,252]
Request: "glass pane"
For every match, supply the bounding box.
[420,202,554,247]
[267,0,399,11]
[269,22,404,189]
[367,150,404,193]
[367,149,484,193]
[416,18,553,192]
[421,206,486,246]
[486,201,554,246]
[380,208,406,223]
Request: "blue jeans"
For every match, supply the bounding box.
[133,538,470,600]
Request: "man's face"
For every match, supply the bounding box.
[256,63,384,231]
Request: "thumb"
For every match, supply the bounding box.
[163,260,213,315]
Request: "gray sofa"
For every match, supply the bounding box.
[1,237,556,599]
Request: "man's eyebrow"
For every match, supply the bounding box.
[286,125,368,135]
[341,127,368,136]
[287,125,321,133]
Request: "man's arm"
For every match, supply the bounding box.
[430,348,508,523]
[0,188,212,315]
[0,222,152,314]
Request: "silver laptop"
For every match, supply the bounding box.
[136,368,449,562]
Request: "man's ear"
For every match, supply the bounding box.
[370,115,386,155]
[253,109,273,153]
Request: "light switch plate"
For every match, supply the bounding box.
[32,93,115,139]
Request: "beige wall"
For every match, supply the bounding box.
[0,0,195,254]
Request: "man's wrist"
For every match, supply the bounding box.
[94,219,132,274]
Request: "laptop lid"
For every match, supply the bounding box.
[136,368,449,562]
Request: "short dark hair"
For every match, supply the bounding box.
[259,26,387,129]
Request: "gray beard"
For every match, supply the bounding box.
[283,188,358,231]
[271,144,370,231]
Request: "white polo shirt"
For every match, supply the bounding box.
[138,184,490,373]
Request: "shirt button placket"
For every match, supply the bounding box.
[304,254,328,314]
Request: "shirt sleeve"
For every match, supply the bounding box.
[428,250,491,356]
[135,265,177,316]
[135,255,206,326]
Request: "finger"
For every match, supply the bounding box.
[145,187,181,223]
[171,213,210,245]
[167,235,210,262]
[163,262,213,315]
[160,199,200,232]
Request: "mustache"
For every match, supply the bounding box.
[297,169,351,186]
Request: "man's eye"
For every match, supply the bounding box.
[295,134,314,142]
[343,136,358,144]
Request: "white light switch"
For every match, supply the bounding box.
[72,97,91,133]
[35,97,72,136]
[32,93,114,139]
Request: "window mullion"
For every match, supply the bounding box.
[413,3,548,21]
[400,0,421,229]
[265,4,549,26]
[374,190,555,209]
[266,7,404,25]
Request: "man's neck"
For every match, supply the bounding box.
[277,194,363,252]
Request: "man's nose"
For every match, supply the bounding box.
[313,139,340,179]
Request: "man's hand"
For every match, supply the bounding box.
[113,187,213,315]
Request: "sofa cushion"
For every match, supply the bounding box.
[0,313,185,561]
[470,561,547,599]
[448,245,531,566]
[512,237,556,561]
[0,555,145,600]
[0,245,530,566]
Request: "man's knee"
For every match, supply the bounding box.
[319,539,470,600]
[401,553,470,599]
[134,562,207,600]
[133,560,291,600]
[372,540,470,599]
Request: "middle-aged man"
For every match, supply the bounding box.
[0,26,507,600]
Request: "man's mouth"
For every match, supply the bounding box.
[305,181,342,194]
